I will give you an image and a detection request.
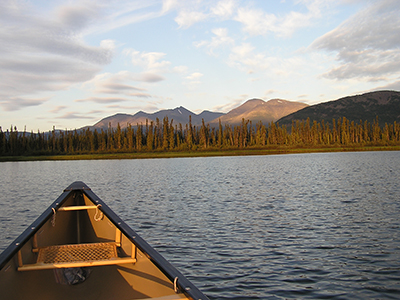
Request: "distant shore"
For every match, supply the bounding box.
[1,145,400,162]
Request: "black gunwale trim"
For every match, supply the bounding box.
[0,181,209,300]
[0,186,73,270]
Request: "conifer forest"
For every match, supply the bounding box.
[1,116,400,156]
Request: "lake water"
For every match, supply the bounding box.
[0,151,399,299]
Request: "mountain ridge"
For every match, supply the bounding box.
[277,90,400,125]
[90,106,225,130]
[85,90,400,131]
[87,98,308,130]
[208,98,308,126]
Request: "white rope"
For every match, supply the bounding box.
[94,204,103,222]
[51,208,56,227]
[174,277,179,293]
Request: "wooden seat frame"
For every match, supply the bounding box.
[17,205,136,272]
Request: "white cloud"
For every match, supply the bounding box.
[124,49,171,72]
[228,43,273,73]
[75,97,127,104]
[83,71,164,98]
[186,72,203,80]
[311,0,400,81]
[234,7,277,36]
[374,79,400,91]
[212,95,247,112]
[0,97,47,112]
[184,72,204,88]
[173,65,189,73]
[171,0,236,28]
[211,0,236,18]
[86,1,161,35]
[56,3,100,31]
[228,42,306,77]
[0,1,113,111]
[194,27,234,55]
[234,1,324,37]
[175,10,208,28]
[162,0,179,13]
[100,39,116,51]
[58,112,97,119]
[49,106,68,114]
[278,10,313,37]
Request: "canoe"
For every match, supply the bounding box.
[0,181,209,300]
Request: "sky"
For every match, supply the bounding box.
[1,0,400,132]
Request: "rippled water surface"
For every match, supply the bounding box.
[1,152,400,299]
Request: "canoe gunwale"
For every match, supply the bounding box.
[0,188,72,270]
[0,181,209,300]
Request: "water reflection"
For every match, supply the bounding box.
[1,152,400,299]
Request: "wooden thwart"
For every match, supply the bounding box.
[57,205,99,211]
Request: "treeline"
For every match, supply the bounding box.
[1,116,400,156]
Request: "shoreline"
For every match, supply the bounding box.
[1,145,400,162]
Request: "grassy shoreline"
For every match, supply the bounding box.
[1,145,400,162]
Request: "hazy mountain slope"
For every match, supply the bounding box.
[92,113,135,130]
[277,90,400,125]
[86,90,399,131]
[91,107,224,130]
[210,98,308,125]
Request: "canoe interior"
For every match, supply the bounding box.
[0,188,190,300]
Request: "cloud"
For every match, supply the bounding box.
[162,0,179,13]
[98,83,145,94]
[234,2,321,37]
[0,1,114,111]
[297,94,308,99]
[234,7,277,36]
[173,65,189,73]
[227,41,306,77]
[75,97,127,104]
[373,78,400,91]
[175,10,208,28]
[172,0,321,35]
[58,112,96,119]
[264,89,279,97]
[172,0,236,28]
[86,71,163,94]
[228,43,274,73]
[128,93,152,98]
[212,95,248,112]
[49,106,68,114]
[194,27,234,55]
[56,4,100,31]
[311,0,400,81]
[211,0,236,18]
[0,97,47,112]
[186,72,203,80]
[185,72,204,87]
[80,71,164,105]
[132,73,165,82]
[86,2,163,35]
[127,50,171,71]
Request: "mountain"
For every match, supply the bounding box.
[277,90,400,126]
[90,107,224,130]
[210,98,308,125]
[88,98,308,131]
[86,90,399,131]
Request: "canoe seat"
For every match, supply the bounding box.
[18,242,136,271]
[137,294,189,300]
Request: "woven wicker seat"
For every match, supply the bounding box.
[18,242,136,271]
[37,243,118,264]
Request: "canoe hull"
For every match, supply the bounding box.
[0,182,208,300]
